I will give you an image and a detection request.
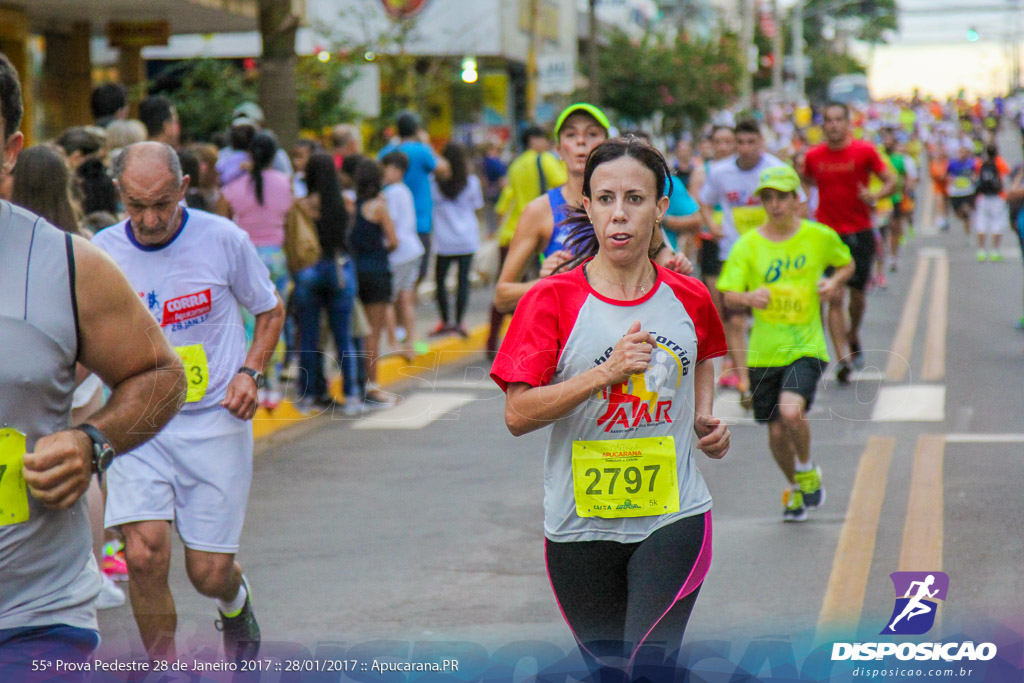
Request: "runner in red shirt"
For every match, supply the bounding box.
[804,103,896,383]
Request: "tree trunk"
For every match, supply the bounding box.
[258,0,299,148]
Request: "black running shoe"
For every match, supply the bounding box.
[215,576,260,662]
[849,341,864,370]
[836,362,852,386]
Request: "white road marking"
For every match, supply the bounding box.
[852,367,884,382]
[352,392,477,430]
[712,396,757,424]
[871,385,946,422]
[916,247,949,259]
[428,379,498,391]
[945,433,1024,443]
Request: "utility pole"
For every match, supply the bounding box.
[739,0,756,109]
[1015,0,1023,93]
[772,0,784,103]
[526,0,541,120]
[793,0,806,104]
[589,0,599,105]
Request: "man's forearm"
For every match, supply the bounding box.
[89,361,186,453]
[663,213,703,235]
[244,299,286,371]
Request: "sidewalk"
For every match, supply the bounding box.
[252,270,501,440]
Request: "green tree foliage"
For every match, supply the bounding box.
[821,0,898,45]
[295,55,361,133]
[163,55,363,143]
[593,29,743,133]
[313,5,452,145]
[805,50,866,103]
[779,0,897,104]
[171,59,256,143]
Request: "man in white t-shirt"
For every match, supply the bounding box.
[382,150,425,359]
[699,120,806,404]
[92,142,285,664]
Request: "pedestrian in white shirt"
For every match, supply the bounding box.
[382,150,424,360]
[429,142,483,338]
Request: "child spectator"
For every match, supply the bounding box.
[382,150,424,361]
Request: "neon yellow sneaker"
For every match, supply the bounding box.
[782,488,807,522]
[794,466,825,509]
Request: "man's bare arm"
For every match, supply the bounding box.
[23,237,185,509]
[73,237,186,451]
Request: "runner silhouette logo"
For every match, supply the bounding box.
[882,571,949,635]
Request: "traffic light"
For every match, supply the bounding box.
[967,27,979,42]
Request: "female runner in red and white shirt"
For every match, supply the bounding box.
[491,137,730,679]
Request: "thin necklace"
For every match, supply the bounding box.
[588,262,655,297]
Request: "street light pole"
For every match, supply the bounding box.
[772,0,784,103]
[526,0,540,120]
[589,0,599,105]
[740,0,756,109]
[793,0,806,104]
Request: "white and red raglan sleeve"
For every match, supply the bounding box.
[490,275,586,392]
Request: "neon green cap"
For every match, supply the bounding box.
[754,164,801,195]
[554,103,611,138]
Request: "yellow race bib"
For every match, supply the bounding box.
[732,206,767,235]
[0,428,30,526]
[175,344,210,403]
[571,437,679,518]
[952,176,972,191]
[761,284,813,325]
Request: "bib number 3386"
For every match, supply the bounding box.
[0,428,30,526]
[571,436,679,518]
[175,344,209,403]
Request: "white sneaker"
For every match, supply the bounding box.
[96,574,126,610]
[342,395,366,416]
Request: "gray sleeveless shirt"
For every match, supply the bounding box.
[0,201,99,631]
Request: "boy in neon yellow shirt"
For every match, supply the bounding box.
[717,165,854,522]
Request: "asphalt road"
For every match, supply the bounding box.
[92,132,1024,682]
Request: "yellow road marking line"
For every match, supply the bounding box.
[898,434,944,572]
[921,256,948,382]
[886,256,931,382]
[897,434,945,633]
[817,436,895,636]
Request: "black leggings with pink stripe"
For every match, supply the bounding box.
[545,512,712,678]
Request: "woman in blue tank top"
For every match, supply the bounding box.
[543,187,572,258]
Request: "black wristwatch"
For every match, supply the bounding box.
[237,366,265,389]
[74,423,115,477]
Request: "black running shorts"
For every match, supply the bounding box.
[748,356,826,424]
[839,229,876,292]
[698,238,722,278]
